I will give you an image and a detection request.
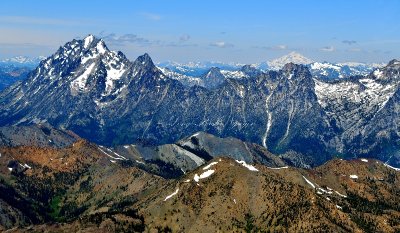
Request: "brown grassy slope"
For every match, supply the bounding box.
[136,158,359,232]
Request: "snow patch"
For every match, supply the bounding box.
[349,175,358,179]
[193,174,200,182]
[335,191,347,198]
[193,169,215,182]
[384,163,400,171]
[70,62,96,91]
[267,166,289,170]
[262,91,274,149]
[235,160,259,171]
[203,161,218,170]
[81,53,99,64]
[373,69,384,79]
[302,176,316,189]
[98,146,126,160]
[311,62,341,71]
[104,64,127,94]
[135,160,145,165]
[317,187,333,195]
[164,188,179,201]
[96,41,107,54]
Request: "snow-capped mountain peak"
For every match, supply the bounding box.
[267,51,314,70]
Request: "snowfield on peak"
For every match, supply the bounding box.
[267,52,314,70]
[70,63,96,92]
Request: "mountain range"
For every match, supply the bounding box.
[0,34,400,231]
[0,35,399,167]
[0,49,383,91]
[157,51,384,87]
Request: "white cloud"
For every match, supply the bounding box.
[274,45,287,50]
[209,41,234,48]
[253,44,288,50]
[320,46,335,52]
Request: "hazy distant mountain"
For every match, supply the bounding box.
[0,65,32,91]
[0,56,46,67]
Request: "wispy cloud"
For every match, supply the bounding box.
[140,12,162,21]
[347,48,362,52]
[99,33,152,46]
[342,40,357,45]
[320,46,335,52]
[209,41,234,48]
[0,15,88,26]
[179,34,191,42]
[99,32,197,48]
[274,45,287,50]
[254,44,288,50]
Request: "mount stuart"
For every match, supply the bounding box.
[1,35,399,167]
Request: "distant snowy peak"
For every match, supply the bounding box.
[308,61,386,80]
[267,52,314,70]
[158,66,203,87]
[0,56,46,67]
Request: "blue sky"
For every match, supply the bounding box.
[0,0,399,63]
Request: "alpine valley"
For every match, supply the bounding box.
[0,35,400,232]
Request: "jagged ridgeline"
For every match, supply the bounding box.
[0,35,400,166]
